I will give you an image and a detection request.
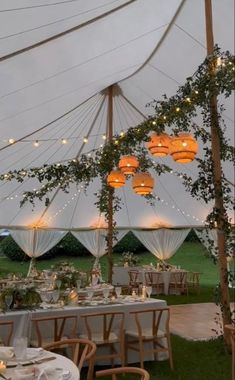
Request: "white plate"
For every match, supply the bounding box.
[7,348,44,364]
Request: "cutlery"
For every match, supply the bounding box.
[6,356,56,368]
[0,373,11,380]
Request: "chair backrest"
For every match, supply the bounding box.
[170,271,187,284]
[144,271,162,286]
[128,270,140,285]
[81,311,125,343]
[0,320,14,346]
[130,307,170,338]
[31,314,78,347]
[43,338,96,373]
[96,366,150,380]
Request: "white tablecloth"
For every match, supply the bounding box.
[3,348,80,379]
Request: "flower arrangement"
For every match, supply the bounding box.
[121,251,140,267]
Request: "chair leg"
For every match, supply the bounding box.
[167,334,174,370]
[138,338,145,369]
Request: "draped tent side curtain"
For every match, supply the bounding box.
[132,228,191,260]
[10,229,67,258]
[194,228,218,256]
[71,229,129,259]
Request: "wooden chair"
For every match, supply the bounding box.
[96,366,150,380]
[144,271,164,295]
[128,270,142,294]
[225,324,235,380]
[168,271,188,295]
[0,320,14,346]
[80,311,125,367]
[187,272,202,295]
[30,314,78,347]
[43,338,96,380]
[125,307,173,370]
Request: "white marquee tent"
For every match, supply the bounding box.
[0,0,234,257]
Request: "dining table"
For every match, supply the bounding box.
[112,266,188,294]
[0,346,80,379]
[0,296,167,365]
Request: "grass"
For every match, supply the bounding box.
[0,241,233,379]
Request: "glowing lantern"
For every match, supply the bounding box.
[147,133,171,157]
[170,133,198,163]
[118,155,139,175]
[107,170,125,188]
[132,172,154,195]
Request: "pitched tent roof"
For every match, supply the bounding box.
[0,0,234,230]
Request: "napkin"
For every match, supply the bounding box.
[38,366,71,380]
[13,367,36,380]
[0,347,14,360]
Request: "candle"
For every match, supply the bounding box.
[0,360,6,373]
[142,286,146,299]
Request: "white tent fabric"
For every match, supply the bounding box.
[0,0,234,231]
[10,229,66,258]
[194,228,218,256]
[132,228,190,260]
[72,229,128,261]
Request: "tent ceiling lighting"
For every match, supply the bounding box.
[107,170,125,188]
[33,140,39,147]
[8,138,15,144]
[118,155,139,175]
[147,133,171,157]
[170,134,198,163]
[132,172,154,195]
[83,137,88,143]
[61,138,67,144]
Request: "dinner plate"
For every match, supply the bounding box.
[7,348,44,364]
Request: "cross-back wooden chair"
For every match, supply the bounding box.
[168,271,188,295]
[144,271,164,295]
[96,366,150,380]
[126,307,173,370]
[128,270,141,294]
[43,338,96,380]
[0,320,14,346]
[30,314,78,347]
[80,311,125,367]
[187,271,202,294]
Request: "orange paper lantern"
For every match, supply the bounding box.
[170,133,198,163]
[147,133,171,157]
[132,172,154,195]
[107,170,125,188]
[118,155,139,175]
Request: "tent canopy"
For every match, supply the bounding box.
[0,0,234,231]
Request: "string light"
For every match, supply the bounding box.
[102,134,107,140]
[83,137,88,143]
[8,138,15,144]
[33,140,39,147]
[61,138,68,144]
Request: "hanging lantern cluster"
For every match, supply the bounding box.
[107,155,154,195]
[147,132,198,164]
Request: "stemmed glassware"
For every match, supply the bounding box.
[103,288,110,303]
[76,279,81,292]
[87,290,94,303]
[146,286,152,298]
[4,294,13,311]
[115,287,122,299]
[55,279,62,290]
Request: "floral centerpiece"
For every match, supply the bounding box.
[156,261,174,271]
[121,251,140,267]
[50,261,87,289]
[0,286,41,310]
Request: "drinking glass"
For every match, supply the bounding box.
[55,279,62,290]
[115,287,122,298]
[146,286,152,298]
[4,295,13,311]
[52,290,60,303]
[76,279,81,291]
[87,290,94,302]
[13,336,28,361]
[103,288,110,303]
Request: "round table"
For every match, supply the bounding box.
[2,347,80,379]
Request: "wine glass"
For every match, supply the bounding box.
[103,288,110,303]
[146,286,152,298]
[76,279,81,292]
[5,294,13,311]
[87,290,94,302]
[115,287,122,299]
[52,290,60,303]
[55,279,62,290]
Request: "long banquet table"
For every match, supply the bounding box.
[0,297,167,364]
[112,266,187,295]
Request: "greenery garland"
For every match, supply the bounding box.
[1,46,234,245]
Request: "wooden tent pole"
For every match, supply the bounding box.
[107,85,114,284]
[204,0,231,345]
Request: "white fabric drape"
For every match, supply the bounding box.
[194,228,218,256]
[72,229,128,259]
[132,228,190,260]
[10,229,67,258]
